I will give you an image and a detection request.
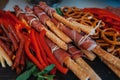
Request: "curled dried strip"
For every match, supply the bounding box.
[112,48,120,59]
[101,28,120,45]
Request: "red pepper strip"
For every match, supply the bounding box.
[8,25,20,43]
[39,30,68,74]
[25,39,42,70]
[5,11,31,31]
[50,67,57,75]
[83,8,120,22]
[12,38,24,70]
[83,8,120,31]
[5,11,21,25]
[30,29,46,69]
[83,8,119,16]
[35,31,49,66]
[20,52,25,71]
[16,67,21,74]
[8,32,18,51]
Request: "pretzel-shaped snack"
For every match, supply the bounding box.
[112,48,120,59]
[61,6,105,28]
[61,6,82,17]
[101,28,120,45]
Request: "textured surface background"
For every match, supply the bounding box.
[0,0,9,9]
[3,0,120,11]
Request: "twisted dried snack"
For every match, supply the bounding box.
[61,6,105,28]
[61,6,120,57]
[112,48,120,59]
[101,28,120,45]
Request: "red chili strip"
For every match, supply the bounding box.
[83,8,120,32]
[39,30,68,74]
[8,25,20,43]
[8,33,18,51]
[0,28,3,34]
[20,52,25,71]
[35,31,49,66]
[1,24,18,50]
[25,39,43,70]
[30,29,46,69]
[0,36,11,42]
[5,11,21,25]
[12,39,24,69]
[16,66,21,74]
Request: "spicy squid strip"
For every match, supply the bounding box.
[14,5,68,50]
[33,6,72,43]
[45,37,90,80]
[68,44,101,80]
[39,1,93,34]
[38,2,120,70]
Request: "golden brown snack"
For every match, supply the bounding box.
[103,60,120,78]
[61,6,105,28]
[92,46,120,70]
[101,28,120,45]
[64,57,90,80]
[112,48,120,59]
[75,57,102,80]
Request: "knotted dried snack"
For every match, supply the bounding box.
[112,48,120,59]
[61,6,105,28]
[101,28,120,45]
